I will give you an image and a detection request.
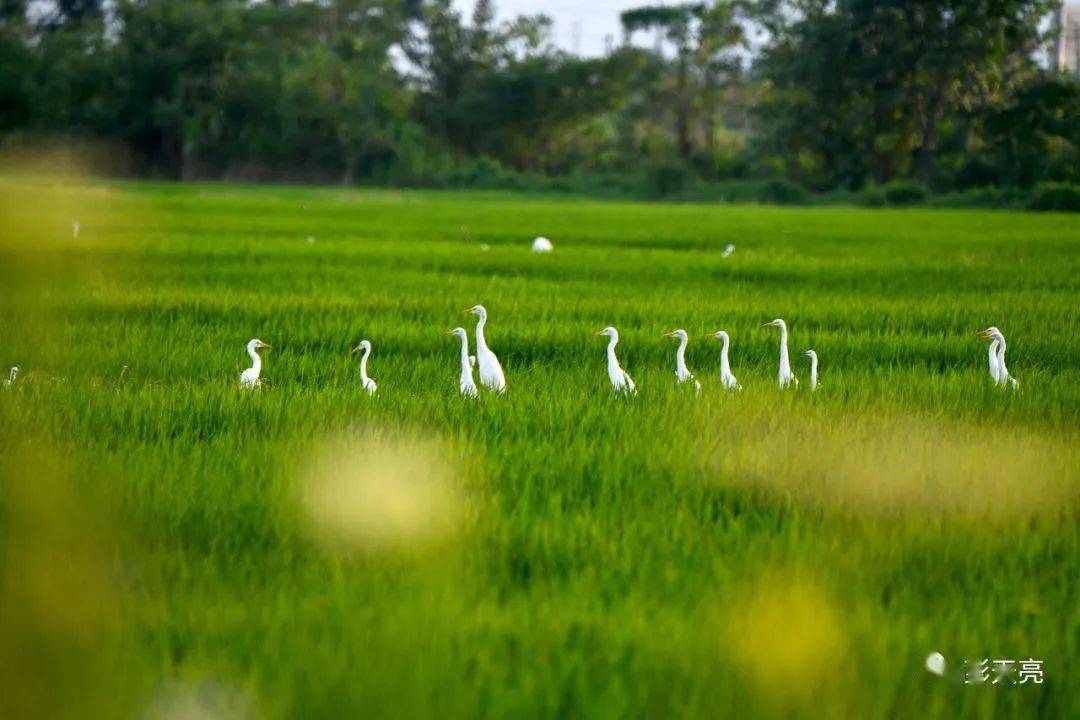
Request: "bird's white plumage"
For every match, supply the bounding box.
[721,243,735,258]
[705,331,741,389]
[240,338,271,388]
[466,304,506,393]
[531,236,553,253]
[446,327,479,397]
[352,340,377,394]
[979,326,1018,389]
[663,329,700,391]
[595,327,636,395]
[4,366,17,387]
[763,319,798,388]
[802,349,819,391]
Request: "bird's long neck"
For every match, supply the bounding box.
[778,327,790,371]
[719,337,732,377]
[359,347,371,382]
[809,356,818,387]
[606,336,620,368]
[675,336,689,375]
[475,314,488,353]
[247,345,262,374]
[458,336,472,378]
[996,337,1007,377]
[7,368,15,383]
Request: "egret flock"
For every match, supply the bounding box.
[219,305,1020,397]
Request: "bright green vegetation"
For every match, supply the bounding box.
[1,180,1078,719]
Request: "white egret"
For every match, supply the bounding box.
[4,366,17,387]
[802,349,819,390]
[531,236,554,253]
[721,243,735,258]
[240,338,271,388]
[351,340,377,394]
[977,327,1018,388]
[464,304,506,393]
[594,327,637,395]
[662,329,700,391]
[762,319,798,388]
[445,328,478,397]
[704,331,741,389]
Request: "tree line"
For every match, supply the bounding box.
[1,0,1077,196]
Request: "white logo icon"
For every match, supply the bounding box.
[925,652,946,676]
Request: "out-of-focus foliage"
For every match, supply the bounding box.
[0,0,1077,196]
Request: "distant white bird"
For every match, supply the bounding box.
[239,338,271,388]
[704,331,741,389]
[721,243,735,258]
[662,329,700,391]
[762,319,798,388]
[72,221,80,239]
[464,304,506,393]
[978,327,1018,388]
[4,366,17,387]
[802,349,819,390]
[532,236,554,253]
[595,327,637,395]
[445,328,478,397]
[351,340,377,394]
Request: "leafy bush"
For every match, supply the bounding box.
[856,186,887,207]
[1028,182,1080,212]
[757,178,809,205]
[883,180,927,205]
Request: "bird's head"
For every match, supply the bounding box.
[248,338,272,351]
[762,319,785,330]
[351,340,371,355]
[444,327,467,340]
[705,330,729,342]
[802,349,816,359]
[463,304,487,318]
[9,367,17,379]
[594,327,618,340]
[977,326,1003,341]
[662,329,688,341]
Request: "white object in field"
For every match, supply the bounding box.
[72,221,80,239]
[479,244,490,252]
[306,235,316,245]
[445,328,478,397]
[531,236,553,253]
[464,304,506,392]
[351,340,377,394]
[594,326,637,395]
[978,326,1018,388]
[721,243,734,257]
[240,338,271,388]
[4,366,17,387]
[705,331,741,389]
[925,652,946,677]
[802,349,819,390]
[762,319,798,388]
[662,329,700,391]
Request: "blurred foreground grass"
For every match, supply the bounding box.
[1,174,1077,718]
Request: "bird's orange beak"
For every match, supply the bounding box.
[661,331,676,338]
[351,346,361,354]
[593,330,605,336]
[259,342,272,349]
[977,330,991,339]
[443,329,455,335]
[462,308,474,315]
[761,322,772,328]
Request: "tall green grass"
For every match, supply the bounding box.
[1,178,1077,718]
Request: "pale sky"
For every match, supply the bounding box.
[452,0,645,57]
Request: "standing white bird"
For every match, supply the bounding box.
[977,327,1018,388]
[762,319,798,388]
[351,340,377,394]
[985,336,1001,384]
[721,243,735,258]
[595,327,637,395]
[531,236,554,253]
[4,366,17,387]
[662,329,700,391]
[445,328,479,397]
[464,304,506,393]
[239,338,271,388]
[802,349,819,390]
[704,331,741,389]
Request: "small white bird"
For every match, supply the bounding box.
[802,349,819,390]
[762,319,798,388]
[4,366,17,387]
[445,328,478,397]
[351,340,377,394]
[595,327,637,395]
[532,236,554,253]
[662,329,700,391]
[464,304,506,393]
[72,221,80,239]
[704,331,741,389]
[977,327,1018,388]
[721,243,735,258]
[239,339,271,388]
